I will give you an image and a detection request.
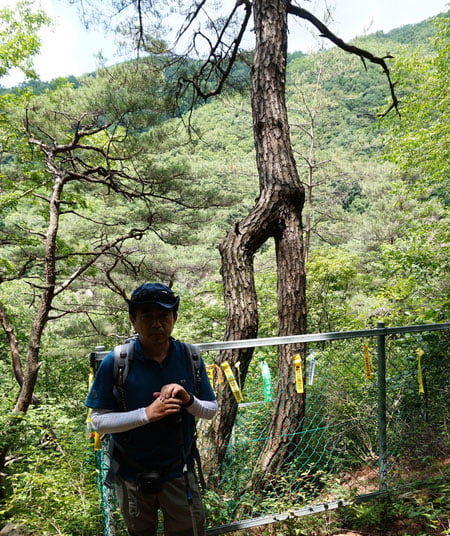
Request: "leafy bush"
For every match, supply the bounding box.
[1,404,101,535]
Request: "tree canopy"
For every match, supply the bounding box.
[382,13,450,204]
[0,7,448,534]
[0,0,49,81]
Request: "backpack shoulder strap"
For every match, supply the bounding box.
[183,342,207,489]
[113,337,135,411]
[183,342,202,396]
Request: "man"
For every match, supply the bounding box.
[86,283,218,536]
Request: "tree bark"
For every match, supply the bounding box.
[13,170,63,413]
[0,303,40,406]
[204,0,307,487]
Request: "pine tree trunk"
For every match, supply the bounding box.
[13,174,62,413]
[203,0,307,487]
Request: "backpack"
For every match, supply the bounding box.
[110,336,206,488]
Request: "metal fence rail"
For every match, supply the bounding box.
[90,322,450,535]
[195,322,450,351]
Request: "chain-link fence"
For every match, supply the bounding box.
[88,322,449,535]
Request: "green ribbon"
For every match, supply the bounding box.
[260,360,273,402]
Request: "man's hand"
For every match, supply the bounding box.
[158,383,191,405]
[145,391,183,422]
[144,383,193,422]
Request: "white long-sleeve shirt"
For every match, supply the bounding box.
[91,396,218,435]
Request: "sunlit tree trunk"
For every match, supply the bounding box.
[203,0,307,486]
[13,172,63,412]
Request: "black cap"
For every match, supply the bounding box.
[127,283,180,312]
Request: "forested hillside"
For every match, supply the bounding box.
[0,10,448,535]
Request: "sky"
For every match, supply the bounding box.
[1,0,448,87]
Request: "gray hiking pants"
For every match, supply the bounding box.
[115,471,206,536]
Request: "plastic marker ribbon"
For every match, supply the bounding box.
[88,367,95,388]
[86,367,95,443]
[86,366,95,425]
[93,432,101,450]
[307,351,316,386]
[235,361,242,393]
[86,365,102,449]
[86,409,93,425]
[416,348,425,395]
[260,360,273,402]
[363,345,373,380]
[206,364,224,387]
[221,361,244,402]
[293,354,304,394]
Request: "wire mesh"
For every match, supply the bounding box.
[200,338,381,526]
[198,326,449,531]
[95,440,121,536]
[89,323,449,534]
[383,330,449,485]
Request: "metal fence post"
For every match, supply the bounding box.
[376,322,388,490]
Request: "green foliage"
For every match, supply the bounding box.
[307,248,364,332]
[381,16,442,46]
[369,195,449,324]
[0,10,448,536]
[0,405,101,535]
[0,1,50,81]
[382,12,450,204]
[175,281,226,344]
[339,475,450,536]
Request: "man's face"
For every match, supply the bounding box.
[130,303,177,346]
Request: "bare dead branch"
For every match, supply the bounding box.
[53,224,152,297]
[104,256,129,301]
[177,0,252,103]
[287,3,399,116]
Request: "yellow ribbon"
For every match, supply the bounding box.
[86,408,92,424]
[220,361,244,402]
[206,365,214,386]
[88,368,94,387]
[206,364,224,387]
[93,432,102,450]
[416,348,425,394]
[86,369,101,449]
[293,354,304,394]
[86,367,95,424]
[363,345,373,380]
